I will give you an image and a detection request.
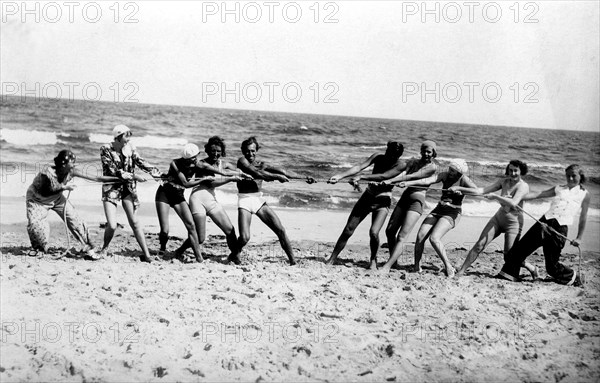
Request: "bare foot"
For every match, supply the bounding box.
[445,267,456,278]
[195,255,204,263]
[227,253,241,265]
[455,270,465,278]
[379,265,392,274]
[287,254,297,265]
[156,249,166,258]
[369,260,378,271]
[139,254,152,263]
[529,266,539,281]
[83,247,103,261]
[27,249,47,257]
[390,262,402,270]
[177,254,195,264]
[325,256,338,265]
[167,247,186,262]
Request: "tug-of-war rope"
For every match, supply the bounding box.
[52,175,584,285]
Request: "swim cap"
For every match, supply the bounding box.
[182,143,200,159]
[421,140,437,150]
[113,125,131,138]
[449,159,468,175]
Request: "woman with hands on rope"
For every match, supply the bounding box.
[496,164,590,286]
[455,160,539,279]
[26,149,118,258]
[234,136,316,265]
[154,143,222,263]
[99,125,162,262]
[396,159,477,277]
[325,141,406,269]
[374,140,439,273]
[169,136,253,263]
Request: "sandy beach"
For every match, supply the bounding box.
[1,194,599,382]
[2,0,599,380]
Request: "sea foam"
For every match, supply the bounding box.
[89,134,188,149]
[0,129,58,146]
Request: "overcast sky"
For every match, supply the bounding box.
[1,0,598,131]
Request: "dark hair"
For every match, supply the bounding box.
[505,160,528,176]
[54,150,76,168]
[566,164,586,185]
[205,136,226,157]
[387,141,404,157]
[241,136,260,152]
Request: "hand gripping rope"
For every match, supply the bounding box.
[387,184,585,284]
[330,181,585,284]
[57,171,585,283]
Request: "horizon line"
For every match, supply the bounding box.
[1,94,598,134]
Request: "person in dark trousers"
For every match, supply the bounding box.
[496,164,590,286]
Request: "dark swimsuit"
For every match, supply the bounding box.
[396,159,431,214]
[429,175,466,226]
[350,155,396,216]
[155,158,194,207]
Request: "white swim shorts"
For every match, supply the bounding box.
[238,192,267,214]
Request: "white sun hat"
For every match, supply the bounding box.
[181,143,200,159]
[449,158,468,175]
[112,124,131,138]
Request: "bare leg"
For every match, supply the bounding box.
[234,208,253,265]
[385,204,405,256]
[121,196,152,263]
[428,218,456,277]
[208,206,239,260]
[101,201,118,253]
[413,217,436,273]
[327,202,371,265]
[155,200,170,252]
[171,210,204,258]
[381,210,422,273]
[195,211,207,244]
[178,192,207,256]
[368,208,389,270]
[256,205,296,265]
[172,202,203,262]
[456,220,499,277]
[175,209,207,258]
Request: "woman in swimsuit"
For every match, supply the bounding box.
[154,143,218,263]
[325,141,406,269]
[455,160,538,278]
[171,136,251,262]
[379,140,439,273]
[235,136,315,265]
[402,159,478,277]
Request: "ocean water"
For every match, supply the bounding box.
[1,96,599,219]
